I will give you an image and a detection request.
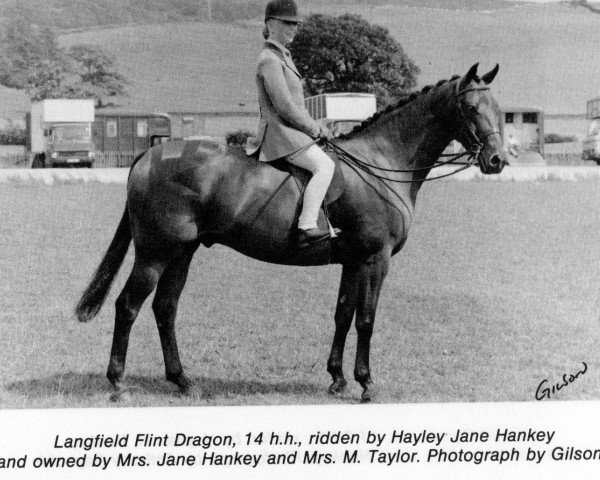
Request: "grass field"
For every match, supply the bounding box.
[0,180,599,408]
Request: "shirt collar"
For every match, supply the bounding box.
[265,39,291,57]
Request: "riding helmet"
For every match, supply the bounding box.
[265,0,301,23]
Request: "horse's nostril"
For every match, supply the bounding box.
[490,155,501,167]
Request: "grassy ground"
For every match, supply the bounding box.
[0,181,599,408]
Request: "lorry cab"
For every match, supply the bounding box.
[583,97,600,164]
[305,93,377,136]
[45,123,94,166]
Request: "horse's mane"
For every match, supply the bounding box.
[338,75,462,140]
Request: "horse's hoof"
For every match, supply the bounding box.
[360,382,376,403]
[109,390,132,403]
[167,373,192,395]
[178,384,191,396]
[328,378,348,396]
[360,390,373,403]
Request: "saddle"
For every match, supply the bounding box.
[265,144,345,205]
[258,145,345,232]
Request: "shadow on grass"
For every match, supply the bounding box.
[4,371,322,401]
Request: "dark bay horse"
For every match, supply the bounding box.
[76,63,507,402]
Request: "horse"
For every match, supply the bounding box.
[76,63,507,403]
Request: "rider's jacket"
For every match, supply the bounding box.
[246,39,321,162]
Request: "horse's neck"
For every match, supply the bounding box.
[338,86,454,179]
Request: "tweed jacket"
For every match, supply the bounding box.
[246,39,321,162]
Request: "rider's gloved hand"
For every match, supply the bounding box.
[317,125,335,141]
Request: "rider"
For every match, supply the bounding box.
[246,0,339,248]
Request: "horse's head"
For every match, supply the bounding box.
[454,63,507,174]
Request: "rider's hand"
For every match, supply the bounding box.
[317,125,335,141]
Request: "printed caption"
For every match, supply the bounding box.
[2,427,600,472]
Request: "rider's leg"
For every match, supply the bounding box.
[287,144,335,230]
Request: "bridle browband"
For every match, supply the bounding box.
[328,80,500,184]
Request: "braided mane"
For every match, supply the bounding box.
[338,75,462,139]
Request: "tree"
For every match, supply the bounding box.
[289,14,419,108]
[68,44,129,107]
[0,22,128,106]
[0,21,66,90]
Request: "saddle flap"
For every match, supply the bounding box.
[270,147,345,205]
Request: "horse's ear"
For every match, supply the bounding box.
[460,63,479,89]
[465,63,479,82]
[481,64,499,85]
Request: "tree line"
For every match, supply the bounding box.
[0,21,127,106]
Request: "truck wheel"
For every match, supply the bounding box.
[31,155,45,169]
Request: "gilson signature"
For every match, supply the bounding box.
[535,362,588,400]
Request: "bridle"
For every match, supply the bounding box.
[454,82,500,163]
[327,81,500,184]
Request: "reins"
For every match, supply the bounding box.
[323,81,499,184]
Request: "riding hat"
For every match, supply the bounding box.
[265,0,302,23]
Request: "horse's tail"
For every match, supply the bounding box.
[75,203,132,322]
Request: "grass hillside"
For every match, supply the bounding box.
[2,2,598,115]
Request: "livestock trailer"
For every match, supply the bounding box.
[93,111,171,167]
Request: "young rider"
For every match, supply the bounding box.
[246,0,339,248]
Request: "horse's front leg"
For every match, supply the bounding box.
[327,264,359,395]
[354,250,390,403]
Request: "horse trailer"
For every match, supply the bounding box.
[92,111,171,167]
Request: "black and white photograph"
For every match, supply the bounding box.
[0,0,599,477]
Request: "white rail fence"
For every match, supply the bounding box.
[0,166,599,185]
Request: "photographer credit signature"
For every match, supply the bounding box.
[535,362,588,400]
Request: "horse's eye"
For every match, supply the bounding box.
[468,105,478,115]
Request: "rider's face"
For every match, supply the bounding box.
[270,18,298,45]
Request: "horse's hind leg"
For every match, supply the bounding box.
[151,245,198,395]
[107,255,165,393]
[327,264,359,395]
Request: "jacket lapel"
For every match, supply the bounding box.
[265,41,302,78]
[283,55,301,78]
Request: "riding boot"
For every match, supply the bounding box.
[298,227,341,248]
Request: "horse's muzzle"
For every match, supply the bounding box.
[482,152,506,174]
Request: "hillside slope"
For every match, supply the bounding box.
[3,2,598,115]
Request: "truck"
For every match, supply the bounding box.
[582,97,600,164]
[26,99,95,168]
[305,93,377,135]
